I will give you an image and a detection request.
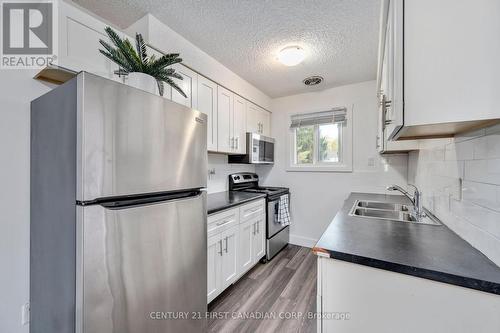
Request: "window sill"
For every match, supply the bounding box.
[286,165,353,173]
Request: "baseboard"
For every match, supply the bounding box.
[289,234,317,248]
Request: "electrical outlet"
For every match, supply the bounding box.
[21,302,30,326]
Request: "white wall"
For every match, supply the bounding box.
[408,125,500,266]
[207,154,255,194]
[0,71,54,333]
[258,81,408,247]
[126,14,272,110]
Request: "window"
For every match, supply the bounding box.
[288,107,352,172]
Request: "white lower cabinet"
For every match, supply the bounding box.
[238,219,254,275]
[317,257,500,332]
[207,199,265,303]
[220,225,239,290]
[252,216,265,261]
[207,234,222,303]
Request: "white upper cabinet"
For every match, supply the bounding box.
[217,87,248,154]
[378,0,500,140]
[58,2,122,79]
[197,76,218,151]
[246,102,271,136]
[171,64,198,109]
[217,86,234,153]
[260,110,271,137]
[233,95,247,154]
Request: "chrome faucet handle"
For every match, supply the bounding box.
[407,184,425,219]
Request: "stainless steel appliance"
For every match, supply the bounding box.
[228,132,275,164]
[228,173,289,261]
[30,72,207,333]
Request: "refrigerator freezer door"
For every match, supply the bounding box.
[77,192,207,333]
[77,73,207,201]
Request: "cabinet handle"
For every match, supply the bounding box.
[218,240,223,256]
[376,135,380,149]
[216,219,231,226]
[256,222,259,234]
[235,137,239,150]
[230,137,234,149]
[224,237,228,253]
[252,223,256,235]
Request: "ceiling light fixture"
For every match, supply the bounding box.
[277,46,306,66]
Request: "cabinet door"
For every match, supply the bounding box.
[233,95,247,153]
[197,76,218,151]
[58,2,121,80]
[207,234,222,303]
[405,0,500,126]
[252,216,266,262]
[246,102,260,134]
[238,219,254,276]
[171,64,198,109]
[384,0,404,140]
[220,225,239,289]
[217,86,234,153]
[260,109,271,136]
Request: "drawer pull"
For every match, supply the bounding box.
[216,219,232,226]
[245,207,262,215]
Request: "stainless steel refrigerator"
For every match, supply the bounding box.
[30,72,207,333]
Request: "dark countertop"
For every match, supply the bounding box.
[207,191,266,215]
[313,192,500,295]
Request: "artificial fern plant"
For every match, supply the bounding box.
[99,26,187,97]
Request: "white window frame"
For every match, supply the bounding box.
[287,106,353,172]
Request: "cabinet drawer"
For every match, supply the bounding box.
[208,208,239,237]
[240,199,265,222]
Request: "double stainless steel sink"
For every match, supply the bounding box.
[349,200,441,225]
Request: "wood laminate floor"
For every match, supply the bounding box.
[208,245,317,333]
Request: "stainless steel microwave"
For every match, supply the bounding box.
[228,132,275,164]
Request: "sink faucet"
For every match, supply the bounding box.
[386,184,425,219]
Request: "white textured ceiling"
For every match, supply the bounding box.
[72,0,381,98]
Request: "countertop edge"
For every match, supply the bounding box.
[313,248,500,296]
[207,193,266,215]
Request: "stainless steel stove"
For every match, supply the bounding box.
[229,173,290,262]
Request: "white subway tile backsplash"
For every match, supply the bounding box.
[472,132,500,160]
[207,153,255,193]
[408,124,500,267]
[445,140,473,161]
[462,180,500,212]
[464,159,500,185]
[450,199,500,240]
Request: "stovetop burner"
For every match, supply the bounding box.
[228,172,289,198]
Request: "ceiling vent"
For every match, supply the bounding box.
[303,75,324,86]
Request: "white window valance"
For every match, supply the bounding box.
[289,107,347,129]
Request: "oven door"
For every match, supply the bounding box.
[267,194,289,237]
